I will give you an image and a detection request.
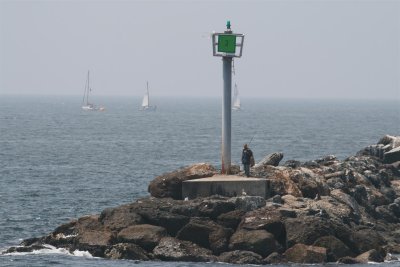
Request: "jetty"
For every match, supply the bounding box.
[3,135,400,265]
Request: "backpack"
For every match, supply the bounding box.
[250,154,255,167]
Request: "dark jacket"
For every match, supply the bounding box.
[242,148,253,165]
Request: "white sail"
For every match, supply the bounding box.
[232,83,241,110]
[81,71,105,111]
[140,81,156,111]
[142,89,149,107]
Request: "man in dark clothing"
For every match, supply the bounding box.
[242,144,253,177]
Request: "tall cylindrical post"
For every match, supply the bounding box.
[212,21,244,174]
[221,56,232,174]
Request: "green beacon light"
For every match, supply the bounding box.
[211,21,244,58]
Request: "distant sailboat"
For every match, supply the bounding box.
[81,71,105,111]
[232,83,241,111]
[140,81,157,111]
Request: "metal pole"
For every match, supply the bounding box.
[221,56,232,174]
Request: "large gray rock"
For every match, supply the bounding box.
[350,229,386,254]
[229,229,281,257]
[239,208,286,247]
[176,217,233,254]
[137,209,189,236]
[218,250,263,265]
[3,244,48,254]
[117,224,167,251]
[379,135,400,149]
[284,216,332,248]
[217,210,246,229]
[196,197,236,219]
[357,135,400,163]
[153,237,215,262]
[264,252,287,264]
[77,230,115,247]
[254,152,284,168]
[104,243,149,260]
[100,204,143,231]
[284,243,327,263]
[313,235,354,262]
[231,196,266,211]
[384,147,400,164]
[355,249,385,263]
[148,163,216,199]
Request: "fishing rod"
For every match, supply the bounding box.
[248,134,255,146]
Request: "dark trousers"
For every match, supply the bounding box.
[244,164,250,177]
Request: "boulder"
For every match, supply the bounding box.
[137,209,189,236]
[52,220,77,236]
[148,163,216,199]
[77,230,115,247]
[330,190,361,221]
[384,147,400,164]
[197,198,236,218]
[239,208,286,247]
[389,203,400,217]
[218,250,263,265]
[313,235,354,262]
[283,160,301,168]
[153,237,215,262]
[176,217,233,254]
[378,135,400,148]
[315,155,338,166]
[270,169,302,197]
[375,205,398,223]
[337,256,362,264]
[217,210,246,229]
[104,243,149,260]
[229,229,281,257]
[350,229,386,254]
[358,135,400,163]
[231,196,266,211]
[284,216,332,247]
[74,229,115,257]
[254,152,284,168]
[355,249,385,263]
[75,215,103,233]
[284,243,327,263]
[100,205,143,231]
[117,224,167,251]
[3,244,48,254]
[263,251,287,264]
[291,168,329,199]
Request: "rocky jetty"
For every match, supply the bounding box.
[3,135,400,264]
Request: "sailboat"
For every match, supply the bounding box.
[140,81,157,111]
[232,83,241,111]
[81,71,105,111]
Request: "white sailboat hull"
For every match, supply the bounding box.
[232,106,241,111]
[82,104,105,111]
[140,105,157,111]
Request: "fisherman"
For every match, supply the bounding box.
[242,144,254,177]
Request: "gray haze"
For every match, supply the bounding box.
[0,0,399,99]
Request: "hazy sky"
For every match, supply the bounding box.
[0,0,399,99]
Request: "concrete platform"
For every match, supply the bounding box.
[182,175,271,199]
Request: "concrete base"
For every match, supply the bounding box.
[182,175,271,200]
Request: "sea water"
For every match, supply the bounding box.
[0,95,399,266]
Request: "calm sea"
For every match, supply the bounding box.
[0,95,399,266]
